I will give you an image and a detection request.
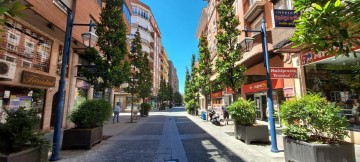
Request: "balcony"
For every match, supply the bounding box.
[244,0,266,23]
[150,41,154,48]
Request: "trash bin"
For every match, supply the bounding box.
[201,111,206,120]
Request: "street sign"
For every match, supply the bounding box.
[270,67,298,79]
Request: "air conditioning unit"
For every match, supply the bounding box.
[0,60,16,79]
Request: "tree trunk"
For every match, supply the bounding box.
[204,95,208,121]
[232,90,238,102]
[130,94,134,123]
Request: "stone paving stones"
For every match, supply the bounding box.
[182,137,245,162]
[176,122,206,135]
[120,123,164,135]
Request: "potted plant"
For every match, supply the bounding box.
[62,99,112,150]
[140,103,151,117]
[0,107,49,162]
[280,93,355,162]
[227,99,269,144]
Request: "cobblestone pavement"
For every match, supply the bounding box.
[57,107,360,162]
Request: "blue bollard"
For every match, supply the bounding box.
[202,111,206,120]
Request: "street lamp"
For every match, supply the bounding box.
[241,20,279,153]
[50,1,98,161]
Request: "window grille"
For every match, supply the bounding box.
[0,18,52,72]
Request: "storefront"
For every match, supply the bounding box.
[301,51,360,129]
[242,79,285,123]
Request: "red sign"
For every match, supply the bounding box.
[225,87,233,94]
[211,91,222,98]
[300,51,335,65]
[283,88,295,97]
[270,67,298,79]
[242,79,284,94]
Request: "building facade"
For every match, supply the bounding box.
[168,61,179,92]
[0,0,131,131]
[197,0,360,144]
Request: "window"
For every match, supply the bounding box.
[7,30,20,52]
[24,37,36,58]
[53,0,72,13]
[274,0,293,9]
[5,55,16,63]
[251,13,263,35]
[22,60,32,68]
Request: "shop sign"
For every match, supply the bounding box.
[76,79,90,89]
[211,91,222,98]
[21,71,56,87]
[300,51,335,65]
[273,9,300,27]
[225,87,233,94]
[283,87,295,97]
[242,79,284,94]
[270,67,298,79]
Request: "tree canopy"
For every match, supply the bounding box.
[291,0,360,56]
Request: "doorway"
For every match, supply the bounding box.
[254,93,267,121]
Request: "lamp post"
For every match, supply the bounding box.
[50,1,98,161]
[242,20,279,152]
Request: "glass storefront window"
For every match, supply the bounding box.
[304,53,360,129]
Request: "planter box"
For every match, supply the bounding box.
[284,136,355,162]
[62,126,103,150]
[234,124,269,144]
[0,144,49,162]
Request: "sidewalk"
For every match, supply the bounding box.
[187,114,360,162]
[59,112,145,159]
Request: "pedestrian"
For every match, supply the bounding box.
[222,103,229,125]
[113,102,120,123]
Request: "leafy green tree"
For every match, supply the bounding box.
[174,91,183,106]
[124,29,145,123]
[184,67,191,103]
[186,54,200,115]
[138,52,152,103]
[198,33,213,119]
[166,82,174,107]
[291,0,360,56]
[82,0,130,99]
[216,0,246,101]
[0,0,26,33]
[157,79,167,109]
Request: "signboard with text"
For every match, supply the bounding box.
[211,91,222,98]
[300,51,335,65]
[21,71,56,87]
[242,79,284,94]
[270,67,298,79]
[283,87,295,97]
[273,9,300,27]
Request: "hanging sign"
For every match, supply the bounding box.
[283,87,295,97]
[21,71,56,87]
[270,67,298,79]
[273,9,300,27]
[211,91,222,98]
[242,79,284,94]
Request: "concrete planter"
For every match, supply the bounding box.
[234,124,269,144]
[284,136,355,162]
[0,144,49,162]
[62,126,103,150]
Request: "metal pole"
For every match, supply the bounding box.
[261,20,279,152]
[50,10,74,161]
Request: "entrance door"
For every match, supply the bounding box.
[261,95,268,121]
[254,96,262,120]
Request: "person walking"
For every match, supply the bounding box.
[222,103,229,125]
[113,102,121,123]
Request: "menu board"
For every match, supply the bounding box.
[9,95,32,111]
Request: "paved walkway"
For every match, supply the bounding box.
[57,107,360,162]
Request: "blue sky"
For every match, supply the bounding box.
[141,0,207,94]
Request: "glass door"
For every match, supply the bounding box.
[254,96,262,120]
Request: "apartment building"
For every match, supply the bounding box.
[0,0,131,130]
[168,61,179,92]
[197,0,360,144]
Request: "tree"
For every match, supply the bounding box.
[216,0,246,101]
[291,0,360,56]
[166,82,174,107]
[198,33,213,120]
[138,52,152,103]
[124,29,144,123]
[186,54,200,115]
[174,91,183,106]
[0,0,26,33]
[184,67,191,103]
[82,0,130,99]
[157,79,167,110]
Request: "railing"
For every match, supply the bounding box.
[123,4,131,25]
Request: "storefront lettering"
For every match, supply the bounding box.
[21,71,56,87]
[270,68,298,79]
[242,79,284,94]
[301,51,335,65]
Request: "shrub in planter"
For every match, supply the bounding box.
[185,99,196,114]
[227,99,269,144]
[63,99,112,149]
[280,93,355,162]
[0,107,49,162]
[141,103,151,116]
